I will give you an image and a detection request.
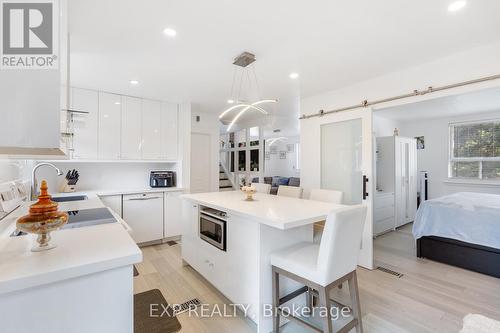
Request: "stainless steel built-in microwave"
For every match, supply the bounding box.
[199,211,227,251]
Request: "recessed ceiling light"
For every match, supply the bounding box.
[114,102,121,105]
[289,72,299,79]
[163,28,177,37]
[448,0,466,12]
[227,99,234,104]
[130,80,139,85]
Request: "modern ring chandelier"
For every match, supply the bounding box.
[219,52,277,132]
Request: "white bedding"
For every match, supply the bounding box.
[412,192,500,249]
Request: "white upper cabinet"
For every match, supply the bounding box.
[142,100,162,160]
[161,102,178,160]
[66,87,179,161]
[98,92,122,159]
[121,96,142,159]
[71,88,98,159]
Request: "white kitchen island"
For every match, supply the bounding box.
[0,193,142,333]
[181,191,345,333]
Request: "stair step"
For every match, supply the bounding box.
[219,179,232,187]
[219,185,233,189]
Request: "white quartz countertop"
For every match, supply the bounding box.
[96,187,184,196]
[0,193,142,295]
[182,191,346,230]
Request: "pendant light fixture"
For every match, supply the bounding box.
[219,52,277,131]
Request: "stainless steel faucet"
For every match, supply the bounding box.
[31,162,63,200]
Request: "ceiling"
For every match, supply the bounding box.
[374,87,500,121]
[68,0,500,123]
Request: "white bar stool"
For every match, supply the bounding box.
[251,183,271,194]
[277,185,303,198]
[310,189,343,204]
[270,206,367,333]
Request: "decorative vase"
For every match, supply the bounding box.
[241,186,256,201]
[16,180,69,252]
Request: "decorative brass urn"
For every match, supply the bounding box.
[17,180,69,252]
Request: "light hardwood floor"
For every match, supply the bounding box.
[134,225,500,332]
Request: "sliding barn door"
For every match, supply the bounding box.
[315,109,374,269]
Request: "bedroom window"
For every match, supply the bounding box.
[449,120,500,180]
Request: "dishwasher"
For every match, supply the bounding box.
[122,192,164,244]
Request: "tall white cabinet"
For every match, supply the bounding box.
[142,100,163,160]
[98,92,122,159]
[71,88,99,159]
[374,136,417,235]
[121,96,142,159]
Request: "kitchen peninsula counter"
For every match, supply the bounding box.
[181,190,346,333]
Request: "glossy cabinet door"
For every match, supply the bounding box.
[122,193,164,244]
[141,100,162,160]
[161,102,178,160]
[71,88,98,159]
[164,191,183,238]
[98,195,123,217]
[98,92,122,159]
[121,96,142,159]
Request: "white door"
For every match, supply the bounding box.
[71,88,98,159]
[142,100,162,160]
[121,96,142,159]
[161,102,178,160]
[317,109,373,269]
[98,92,122,159]
[122,193,164,244]
[190,133,212,193]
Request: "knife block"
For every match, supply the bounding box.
[59,179,76,193]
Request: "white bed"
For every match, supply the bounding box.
[413,192,500,249]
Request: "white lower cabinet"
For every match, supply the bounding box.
[99,194,122,217]
[373,192,395,236]
[164,191,183,238]
[122,193,164,244]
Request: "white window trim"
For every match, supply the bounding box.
[448,118,500,180]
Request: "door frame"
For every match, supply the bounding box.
[190,132,213,193]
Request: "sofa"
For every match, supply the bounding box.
[261,176,300,195]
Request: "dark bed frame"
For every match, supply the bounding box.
[417,236,500,278]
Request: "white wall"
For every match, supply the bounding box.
[373,115,400,137]
[301,41,500,194]
[191,110,220,192]
[264,137,300,178]
[395,111,500,198]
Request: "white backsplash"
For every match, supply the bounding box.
[35,162,179,193]
[0,160,33,183]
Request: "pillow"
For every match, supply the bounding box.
[278,177,290,186]
[271,176,281,187]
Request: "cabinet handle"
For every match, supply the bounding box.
[126,197,161,201]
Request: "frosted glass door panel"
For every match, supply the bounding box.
[321,119,362,205]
